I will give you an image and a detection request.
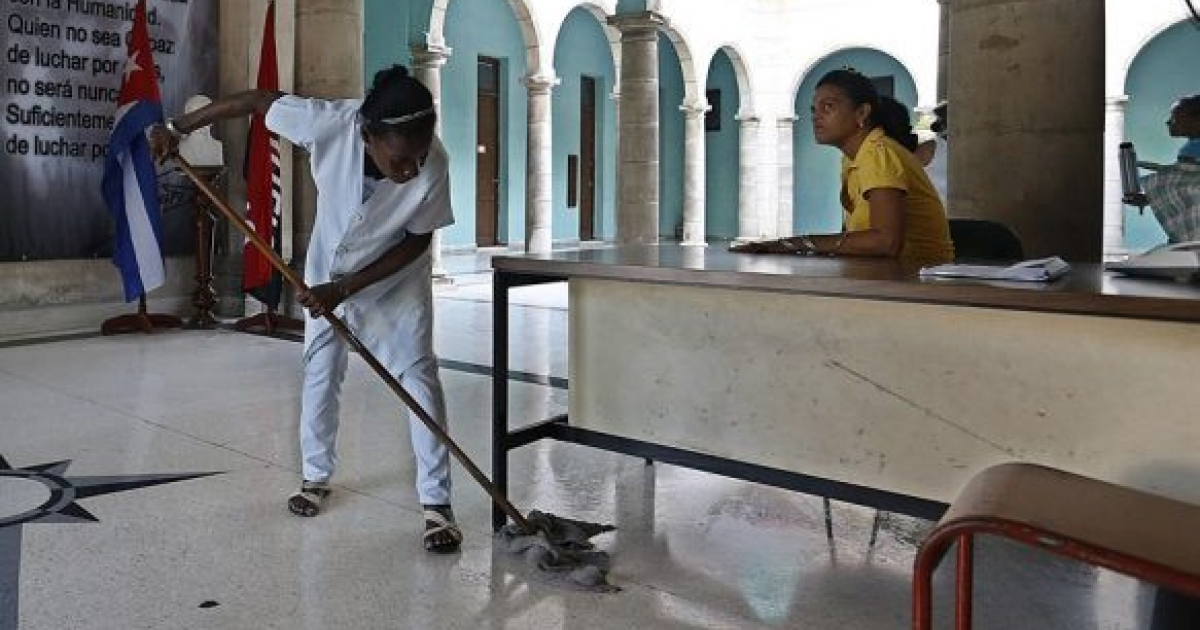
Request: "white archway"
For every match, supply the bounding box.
[429,0,545,76]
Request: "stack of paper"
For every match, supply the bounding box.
[919,256,1071,282]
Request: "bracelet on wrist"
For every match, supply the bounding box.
[164,118,186,138]
[799,235,818,255]
[829,231,849,255]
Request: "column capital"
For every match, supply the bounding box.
[680,98,710,117]
[523,73,560,94]
[607,11,668,35]
[1106,94,1129,108]
[410,43,452,69]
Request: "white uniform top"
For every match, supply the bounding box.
[266,95,453,372]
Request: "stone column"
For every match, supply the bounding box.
[214,0,253,317]
[524,74,559,254]
[608,12,666,244]
[680,98,709,246]
[293,0,362,272]
[937,0,950,102]
[754,121,779,239]
[949,0,1104,261]
[411,44,452,277]
[736,115,761,242]
[776,116,796,236]
[1103,96,1129,261]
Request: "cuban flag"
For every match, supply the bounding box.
[101,0,165,302]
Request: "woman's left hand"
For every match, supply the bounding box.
[297,281,345,318]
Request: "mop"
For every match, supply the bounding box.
[174,156,618,592]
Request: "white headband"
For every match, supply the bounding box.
[376,107,435,125]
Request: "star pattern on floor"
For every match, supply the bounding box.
[0,453,219,630]
[0,454,217,529]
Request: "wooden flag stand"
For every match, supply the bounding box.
[234,306,304,337]
[183,165,222,329]
[101,295,182,335]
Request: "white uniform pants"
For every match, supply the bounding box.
[299,334,452,505]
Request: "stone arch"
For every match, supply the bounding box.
[553,3,621,76]
[1119,18,1199,251]
[430,0,544,75]
[789,43,925,116]
[550,3,622,241]
[658,24,700,107]
[711,44,754,117]
[1119,18,1196,95]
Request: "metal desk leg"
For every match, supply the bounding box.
[492,272,510,531]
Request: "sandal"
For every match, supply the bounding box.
[287,481,330,517]
[423,506,463,553]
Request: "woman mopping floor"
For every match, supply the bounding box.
[153,64,616,591]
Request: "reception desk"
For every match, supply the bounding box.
[490,246,1200,530]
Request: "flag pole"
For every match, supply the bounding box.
[234,0,301,336]
[100,295,183,335]
[99,0,178,335]
[174,155,531,532]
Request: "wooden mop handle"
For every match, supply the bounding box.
[173,155,531,531]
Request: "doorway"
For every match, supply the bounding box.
[579,75,598,241]
[476,56,502,246]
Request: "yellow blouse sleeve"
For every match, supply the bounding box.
[855,140,909,195]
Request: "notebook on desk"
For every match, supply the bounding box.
[919,256,1072,283]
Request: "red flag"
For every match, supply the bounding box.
[243,0,282,307]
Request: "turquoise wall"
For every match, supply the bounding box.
[1123,20,1199,252]
[365,0,528,248]
[704,51,740,240]
[659,34,685,239]
[792,49,917,234]
[408,1,435,47]
[364,2,413,78]
[552,9,618,242]
[440,0,529,248]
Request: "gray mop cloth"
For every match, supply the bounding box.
[496,510,619,592]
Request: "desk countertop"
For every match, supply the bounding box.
[492,245,1200,324]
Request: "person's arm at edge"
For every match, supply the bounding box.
[149,89,285,160]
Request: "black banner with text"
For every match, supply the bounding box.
[1,0,217,261]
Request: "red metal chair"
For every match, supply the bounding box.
[913,462,1200,629]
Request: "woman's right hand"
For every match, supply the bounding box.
[148,124,179,163]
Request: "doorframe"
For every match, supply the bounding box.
[579,74,598,242]
[475,55,504,247]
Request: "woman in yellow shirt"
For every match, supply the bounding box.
[732,69,954,264]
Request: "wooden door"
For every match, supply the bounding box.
[476,57,502,246]
[579,76,597,241]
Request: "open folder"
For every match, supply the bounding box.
[919,256,1071,283]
